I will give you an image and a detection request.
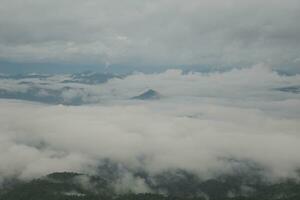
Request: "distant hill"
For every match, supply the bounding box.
[0,72,122,105]
[132,89,162,100]
[1,170,300,200]
[62,71,122,85]
[275,85,300,94]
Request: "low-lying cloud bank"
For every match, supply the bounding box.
[0,65,300,185]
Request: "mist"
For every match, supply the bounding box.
[0,65,299,187]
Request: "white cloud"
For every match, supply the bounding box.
[0,65,299,182]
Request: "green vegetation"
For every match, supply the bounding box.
[1,172,300,200]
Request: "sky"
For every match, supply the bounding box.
[0,0,300,74]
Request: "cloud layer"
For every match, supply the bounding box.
[0,0,300,72]
[0,65,300,184]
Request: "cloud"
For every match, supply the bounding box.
[0,65,300,184]
[0,0,300,72]
[113,172,153,194]
[1,63,300,105]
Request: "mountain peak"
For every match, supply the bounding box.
[132,89,161,100]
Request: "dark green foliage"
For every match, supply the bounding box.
[46,172,83,181]
[0,172,112,200]
[1,171,300,200]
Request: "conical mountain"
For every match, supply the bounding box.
[132,89,162,100]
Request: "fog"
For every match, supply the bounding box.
[0,65,299,186]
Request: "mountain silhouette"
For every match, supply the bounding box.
[132,89,162,100]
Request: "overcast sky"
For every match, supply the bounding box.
[0,0,300,73]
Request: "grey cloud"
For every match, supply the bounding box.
[0,66,300,183]
[0,0,300,71]
[0,64,300,107]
